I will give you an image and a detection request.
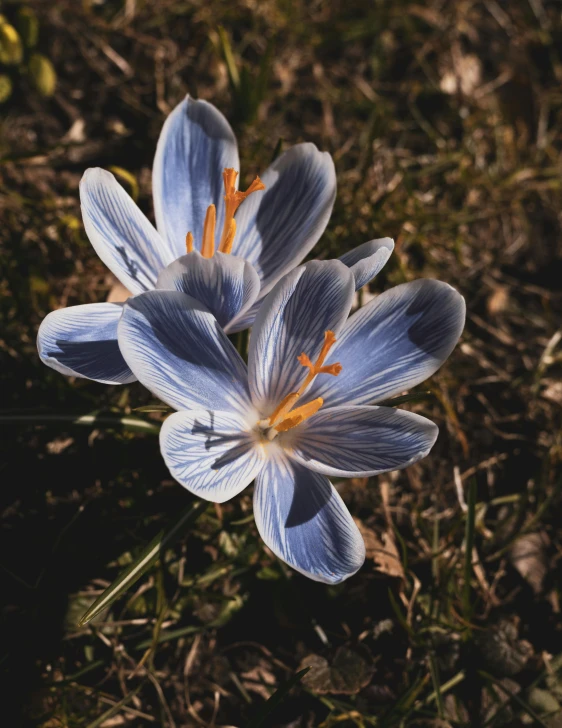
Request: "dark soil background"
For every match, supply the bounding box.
[1,1,561,726]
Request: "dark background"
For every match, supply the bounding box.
[1,1,561,725]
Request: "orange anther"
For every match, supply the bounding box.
[185,231,194,253]
[201,204,216,258]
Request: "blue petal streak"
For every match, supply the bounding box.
[308,279,466,407]
[248,260,354,417]
[160,409,264,502]
[152,96,239,256]
[339,238,394,290]
[288,405,438,477]
[253,454,365,583]
[156,251,260,331]
[37,303,135,384]
[118,290,253,415]
[80,168,175,295]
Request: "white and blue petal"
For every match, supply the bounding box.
[232,143,337,299]
[287,405,438,477]
[308,279,466,407]
[80,168,176,295]
[152,97,239,256]
[253,454,365,583]
[339,238,394,291]
[37,303,135,385]
[160,409,265,503]
[155,251,260,331]
[118,290,253,415]
[248,260,355,416]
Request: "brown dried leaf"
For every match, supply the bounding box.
[300,646,374,695]
[487,285,510,315]
[509,532,549,594]
[355,519,405,580]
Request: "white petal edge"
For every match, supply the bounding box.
[37,302,135,384]
[118,290,253,415]
[160,409,265,503]
[286,405,438,477]
[339,238,394,291]
[152,96,239,257]
[253,453,365,584]
[156,251,260,331]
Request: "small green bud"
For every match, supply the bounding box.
[0,21,24,65]
[0,73,12,103]
[16,7,39,48]
[28,53,56,97]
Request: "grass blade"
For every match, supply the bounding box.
[79,500,207,626]
[0,410,160,435]
[245,667,311,728]
[463,479,477,621]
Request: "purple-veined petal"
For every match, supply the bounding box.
[118,290,253,415]
[155,251,260,331]
[37,302,135,385]
[232,143,336,299]
[286,405,438,477]
[80,168,175,295]
[253,453,365,583]
[308,279,466,407]
[152,96,239,256]
[160,409,265,503]
[339,238,394,291]
[248,260,355,417]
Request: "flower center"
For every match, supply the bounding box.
[261,330,342,440]
[185,168,265,257]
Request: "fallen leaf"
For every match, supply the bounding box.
[355,519,405,580]
[299,646,374,695]
[509,532,549,594]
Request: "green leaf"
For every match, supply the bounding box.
[378,391,433,407]
[78,500,207,626]
[218,25,240,89]
[245,667,311,728]
[463,479,477,621]
[0,411,160,435]
[28,53,57,97]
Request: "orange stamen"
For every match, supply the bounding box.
[218,169,265,252]
[185,231,194,253]
[275,398,324,432]
[268,330,341,431]
[201,204,216,258]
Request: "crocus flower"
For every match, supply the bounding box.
[117,259,465,583]
[38,95,365,385]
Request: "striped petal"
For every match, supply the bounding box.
[118,290,253,415]
[80,168,175,295]
[155,251,260,331]
[339,238,394,291]
[288,405,438,477]
[37,303,135,384]
[152,96,239,256]
[307,279,465,407]
[254,454,365,583]
[160,409,265,503]
[232,143,336,299]
[248,260,354,416]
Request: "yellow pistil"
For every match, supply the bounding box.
[267,330,341,434]
[201,204,216,258]
[218,168,265,252]
[185,231,194,253]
